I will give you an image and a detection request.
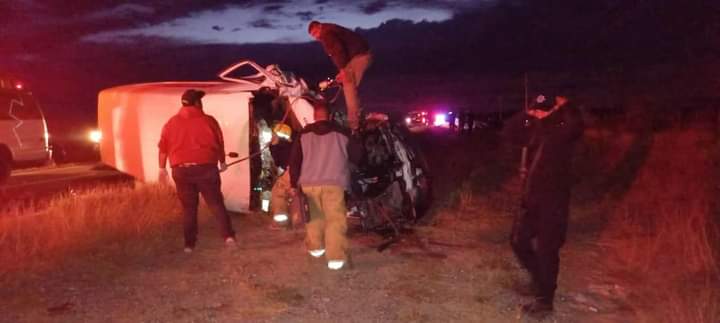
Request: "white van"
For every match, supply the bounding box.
[97,61,316,211]
[98,61,431,228]
[0,75,51,183]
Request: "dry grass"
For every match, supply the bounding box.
[1,116,718,322]
[589,125,720,323]
[444,118,720,322]
[0,183,182,275]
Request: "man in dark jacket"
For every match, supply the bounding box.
[308,21,373,131]
[158,89,236,253]
[288,101,363,270]
[504,92,584,316]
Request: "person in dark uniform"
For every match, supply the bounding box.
[504,92,584,316]
[447,111,457,131]
[466,110,476,134]
[457,110,467,135]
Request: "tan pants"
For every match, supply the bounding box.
[271,171,302,227]
[302,185,348,262]
[342,52,373,130]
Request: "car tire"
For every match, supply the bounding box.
[51,142,68,164]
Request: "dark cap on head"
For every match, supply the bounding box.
[181,89,205,106]
[531,93,555,110]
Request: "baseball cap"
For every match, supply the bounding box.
[530,93,555,110]
[181,89,205,106]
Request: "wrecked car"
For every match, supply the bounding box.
[97,60,431,231]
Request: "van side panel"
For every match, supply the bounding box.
[98,84,252,212]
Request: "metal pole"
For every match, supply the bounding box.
[520,72,528,179]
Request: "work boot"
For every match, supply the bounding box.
[305,248,326,268]
[270,214,290,231]
[521,299,553,319]
[327,253,354,271]
[512,280,540,297]
[225,237,238,249]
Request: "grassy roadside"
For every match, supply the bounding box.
[434,117,720,322]
[1,118,719,322]
[0,183,182,275]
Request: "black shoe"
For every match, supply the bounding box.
[521,299,553,319]
[512,281,540,297]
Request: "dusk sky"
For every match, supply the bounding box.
[3,0,492,56]
[2,0,717,129]
[0,0,499,128]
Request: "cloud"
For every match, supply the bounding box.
[296,11,316,21]
[78,1,456,45]
[263,4,284,12]
[84,3,155,20]
[361,0,388,14]
[249,19,275,29]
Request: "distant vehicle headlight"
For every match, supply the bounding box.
[405,117,412,125]
[433,114,446,126]
[88,129,102,143]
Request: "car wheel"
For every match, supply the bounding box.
[407,147,432,219]
[51,142,68,164]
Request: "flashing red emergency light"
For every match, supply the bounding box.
[0,76,26,90]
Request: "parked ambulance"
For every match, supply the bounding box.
[0,75,51,184]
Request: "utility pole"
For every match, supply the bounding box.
[519,72,529,180]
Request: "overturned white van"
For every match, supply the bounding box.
[99,60,431,232]
[98,61,315,212]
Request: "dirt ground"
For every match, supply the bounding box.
[2,215,632,323]
[0,126,712,323]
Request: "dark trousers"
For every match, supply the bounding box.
[172,164,235,247]
[511,200,568,304]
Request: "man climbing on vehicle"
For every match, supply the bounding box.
[308,20,373,131]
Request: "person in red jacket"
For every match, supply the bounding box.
[158,89,236,253]
[308,20,373,131]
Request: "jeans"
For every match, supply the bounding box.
[172,164,235,248]
[342,52,373,130]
